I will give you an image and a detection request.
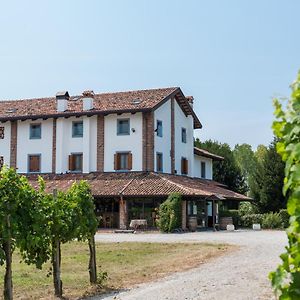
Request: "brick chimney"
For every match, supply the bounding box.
[186,96,194,108]
[56,91,70,112]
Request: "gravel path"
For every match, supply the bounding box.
[93,230,287,300]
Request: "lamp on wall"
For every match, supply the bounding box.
[131,128,136,133]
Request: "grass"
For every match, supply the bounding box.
[0,241,233,299]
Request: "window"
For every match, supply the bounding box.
[117,119,130,135]
[181,128,187,143]
[0,127,4,139]
[156,152,163,172]
[201,161,206,179]
[0,156,3,169]
[69,153,83,172]
[181,157,188,175]
[30,124,41,139]
[156,120,163,137]
[72,121,83,138]
[28,154,41,173]
[114,152,132,171]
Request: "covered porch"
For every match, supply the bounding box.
[28,171,251,231]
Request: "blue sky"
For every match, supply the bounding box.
[0,1,299,149]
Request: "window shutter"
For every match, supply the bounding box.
[29,155,40,172]
[114,153,118,170]
[185,159,188,175]
[0,127,4,139]
[128,152,132,170]
[69,155,75,171]
[181,158,184,174]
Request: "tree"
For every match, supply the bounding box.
[249,139,286,213]
[233,143,256,182]
[195,139,247,194]
[269,72,300,298]
[38,179,98,297]
[67,181,98,284]
[0,167,50,300]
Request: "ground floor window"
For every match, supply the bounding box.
[95,198,119,228]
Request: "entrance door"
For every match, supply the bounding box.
[207,201,213,227]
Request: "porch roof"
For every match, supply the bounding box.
[27,172,251,201]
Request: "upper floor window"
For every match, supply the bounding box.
[72,121,83,138]
[114,152,132,171]
[201,161,206,179]
[30,124,41,139]
[28,154,41,173]
[117,119,130,135]
[69,153,83,172]
[156,120,163,137]
[156,152,163,172]
[0,156,3,170]
[181,157,188,175]
[181,128,187,143]
[0,127,4,139]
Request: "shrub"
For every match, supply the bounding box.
[157,193,182,233]
[278,209,289,228]
[261,212,282,229]
[238,201,257,217]
[240,214,264,227]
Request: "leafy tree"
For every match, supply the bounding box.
[269,72,300,298]
[67,181,98,283]
[249,139,286,213]
[195,139,247,194]
[0,167,50,300]
[233,143,256,182]
[38,179,98,297]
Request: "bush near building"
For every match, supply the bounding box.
[157,193,182,233]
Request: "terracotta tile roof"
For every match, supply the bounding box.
[0,87,202,128]
[27,172,251,201]
[194,147,224,161]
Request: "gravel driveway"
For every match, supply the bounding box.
[93,230,287,300]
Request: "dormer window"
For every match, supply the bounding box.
[117,119,130,135]
[181,128,187,143]
[72,121,83,138]
[156,120,163,137]
[30,124,41,139]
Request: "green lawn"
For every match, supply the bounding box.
[0,241,232,299]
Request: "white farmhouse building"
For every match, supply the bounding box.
[0,87,249,229]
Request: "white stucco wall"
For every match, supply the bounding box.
[56,115,97,173]
[0,122,11,167]
[193,155,213,180]
[174,100,194,176]
[154,99,171,173]
[104,113,143,172]
[17,119,53,173]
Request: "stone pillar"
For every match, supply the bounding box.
[10,121,18,169]
[52,118,57,173]
[96,115,105,172]
[170,98,175,174]
[142,112,154,171]
[181,200,187,230]
[119,197,128,230]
